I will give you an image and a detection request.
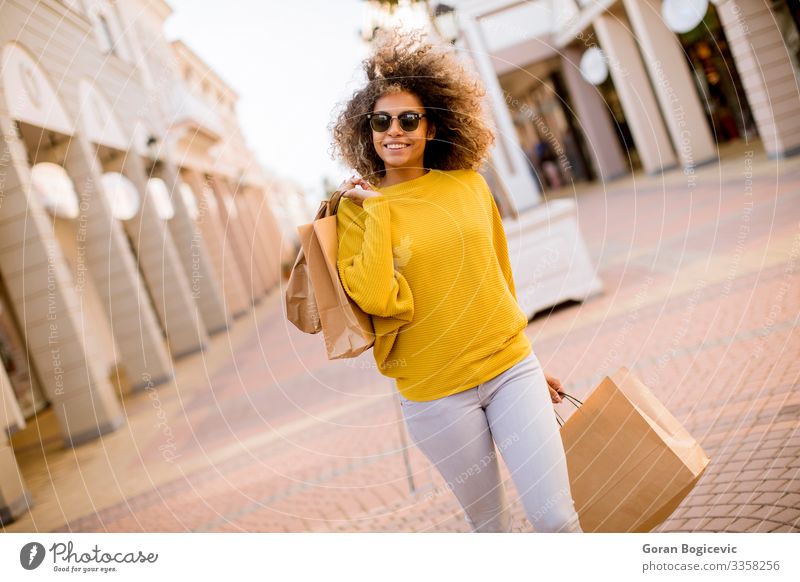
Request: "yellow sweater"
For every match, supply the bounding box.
[336,168,532,401]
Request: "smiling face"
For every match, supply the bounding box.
[371,91,435,175]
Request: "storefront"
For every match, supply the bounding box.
[500,58,596,193]
[0,278,47,419]
[677,3,757,144]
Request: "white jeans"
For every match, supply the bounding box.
[399,352,583,533]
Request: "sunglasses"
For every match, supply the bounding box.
[367,111,426,133]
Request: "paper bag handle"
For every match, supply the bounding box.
[327,189,346,216]
[559,391,583,407]
[554,391,583,428]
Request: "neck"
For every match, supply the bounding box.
[379,166,429,188]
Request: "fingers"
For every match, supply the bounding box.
[339,176,358,191]
[341,174,374,191]
[545,373,563,392]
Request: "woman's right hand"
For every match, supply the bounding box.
[545,372,564,404]
[338,175,380,207]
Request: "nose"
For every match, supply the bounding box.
[387,117,405,135]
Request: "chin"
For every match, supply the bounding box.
[384,158,412,168]
[382,154,422,169]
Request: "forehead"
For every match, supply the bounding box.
[373,91,425,113]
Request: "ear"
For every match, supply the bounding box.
[426,121,436,141]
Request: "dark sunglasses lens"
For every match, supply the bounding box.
[370,114,390,132]
[399,114,420,132]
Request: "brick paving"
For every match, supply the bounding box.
[4,144,799,533]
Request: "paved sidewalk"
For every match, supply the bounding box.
[4,145,798,533]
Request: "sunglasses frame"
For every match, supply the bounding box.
[367,111,427,133]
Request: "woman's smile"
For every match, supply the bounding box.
[384,142,411,150]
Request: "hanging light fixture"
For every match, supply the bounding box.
[580,46,609,85]
[662,0,709,34]
[360,0,450,43]
[430,3,459,44]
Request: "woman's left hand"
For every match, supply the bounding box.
[545,372,564,404]
[338,175,379,207]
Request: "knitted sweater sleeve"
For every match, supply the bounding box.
[476,173,518,301]
[336,195,415,321]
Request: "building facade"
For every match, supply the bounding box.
[0,0,290,524]
[452,0,800,193]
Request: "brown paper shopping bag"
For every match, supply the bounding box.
[558,367,710,532]
[291,192,374,359]
[285,202,326,334]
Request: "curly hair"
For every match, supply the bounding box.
[329,29,495,183]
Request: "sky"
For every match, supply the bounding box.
[163,0,371,203]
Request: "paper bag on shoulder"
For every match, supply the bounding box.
[292,192,374,359]
[285,202,326,334]
[559,367,710,532]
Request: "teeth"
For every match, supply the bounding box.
[386,144,409,149]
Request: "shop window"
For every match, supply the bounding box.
[98,13,116,55]
[87,0,132,62]
[676,3,757,144]
[0,274,48,419]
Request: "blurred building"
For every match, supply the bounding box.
[451,0,800,189]
[0,0,289,524]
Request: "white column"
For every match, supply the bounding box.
[63,133,174,392]
[242,187,282,291]
[0,117,124,445]
[112,151,209,358]
[155,159,230,335]
[624,0,718,168]
[182,170,251,318]
[594,12,678,174]
[561,46,629,181]
[209,175,263,304]
[458,14,542,212]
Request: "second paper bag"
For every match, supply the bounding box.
[560,367,710,532]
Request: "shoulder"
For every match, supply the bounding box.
[336,196,366,233]
[436,168,488,194]
[442,169,493,207]
[336,196,361,220]
[436,168,479,182]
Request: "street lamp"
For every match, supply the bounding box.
[360,0,408,43]
[145,134,160,175]
[661,0,709,33]
[359,0,459,45]
[429,3,459,44]
[579,46,609,85]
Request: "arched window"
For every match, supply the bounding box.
[97,13,116,55]
[86,0,131,61]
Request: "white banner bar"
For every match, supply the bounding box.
[1,533,797,581]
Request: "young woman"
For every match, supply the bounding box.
[329,32,583,533]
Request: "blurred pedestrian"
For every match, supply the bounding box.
[536,140,562,190]
[328,30,582,533]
